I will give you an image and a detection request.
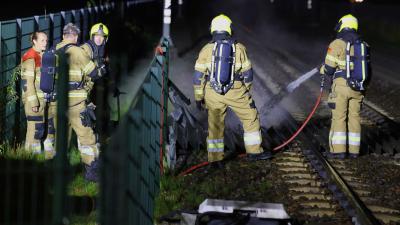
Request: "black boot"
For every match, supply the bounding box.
[247,151,273,161]
[348,153,359,159]
[85,159,100,182]
[327,152,346,159]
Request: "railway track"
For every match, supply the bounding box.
[268,98,400,224]
[360,102,400,155]
[272,140,400,224]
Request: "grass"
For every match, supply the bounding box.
[0,142,46,161]
[70,212,97,225]
[0,142,98,224]
[68,173,98,197]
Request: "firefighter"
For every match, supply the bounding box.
[80,23,110,133]
[81,22,109,81]
[193,14,272,165]
[21,31,55,158]
[56,23,101,181]
[320,14,369,159]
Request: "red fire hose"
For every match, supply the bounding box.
[179,87,324,176]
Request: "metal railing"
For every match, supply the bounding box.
[0,3,114,143]
[101,38,170,225]
[0,3,114,225]
[1,1,169,224]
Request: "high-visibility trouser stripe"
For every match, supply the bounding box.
[68,92,88,98]
[244,131,262,146]
[80,146,97,156]
[331,131,347,145]
[44,138,55,151]
[27,143,41,153]
[83,61,96,74]
[23,71,35,77]
[207,139,224,152]
[349,132,361,146]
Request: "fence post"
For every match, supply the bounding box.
[13,18,22,144]
[47,14,54,47]
[80,9,87,41]
[52,51,69,225]
[60,11,66,32]
[0,21,3,140]
[161,40,169,175]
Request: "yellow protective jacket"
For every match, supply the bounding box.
[193,42,253,101]
[56,40,97,106]
[322,31,361,76]
[21,47,44,108]
[80,41,106,93]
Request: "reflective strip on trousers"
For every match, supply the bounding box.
[331,131,347,145]
[26,143,41,154]
[68,92,88,98]
[244,131,262,146]
[80,145,96,156]
[23,71,35,77]
[207,139,224,152]
[44,138,55,151]
[349,132,361,146]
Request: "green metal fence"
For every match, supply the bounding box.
[101,38,169,225]
[1,1,166,224]
[0,3,114,225]
[0,3,114,143]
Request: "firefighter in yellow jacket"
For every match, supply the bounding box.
[80,23,110,132]
[194,14,272,165]
[56,23,100,180]
[320,15,368,159]
[81,22,109,89]
[21,31,55,158]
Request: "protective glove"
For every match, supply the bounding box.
[80,103,97,127]
[196,100,204,111]
[319,64,326,88]
[98,64,108,78]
